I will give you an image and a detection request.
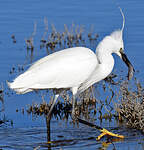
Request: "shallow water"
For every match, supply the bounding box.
[0,0,144,149]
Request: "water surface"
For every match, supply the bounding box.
[0,0,144,149]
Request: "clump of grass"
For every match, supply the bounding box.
[26,93,97,121]
[39,21,98,53]
[26,101,71,120]
[115,80,144,133]
[25,22,37,50]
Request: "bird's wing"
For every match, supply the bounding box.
[10,47,98,91]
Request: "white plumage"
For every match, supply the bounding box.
[8,47,98,94]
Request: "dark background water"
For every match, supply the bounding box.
[0,0,144,149]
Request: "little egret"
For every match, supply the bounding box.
[7,8,134,121]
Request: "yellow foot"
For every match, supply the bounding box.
[96,128,124,140]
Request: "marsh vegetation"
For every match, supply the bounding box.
[8,21,144,134]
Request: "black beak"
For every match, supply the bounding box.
[121,52,135,80]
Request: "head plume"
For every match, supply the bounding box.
[110,7,125,41]
[119,7,125,33]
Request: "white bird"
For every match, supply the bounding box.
[7,8,134,119]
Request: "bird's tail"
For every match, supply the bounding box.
[6,80,32,94]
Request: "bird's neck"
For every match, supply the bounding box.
[78,51,114,93]
[96,50,114,77]
[96,51,114,64]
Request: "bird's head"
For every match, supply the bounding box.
[96,8,125,57]
[111,8,135,80]
[110,29,134,80]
